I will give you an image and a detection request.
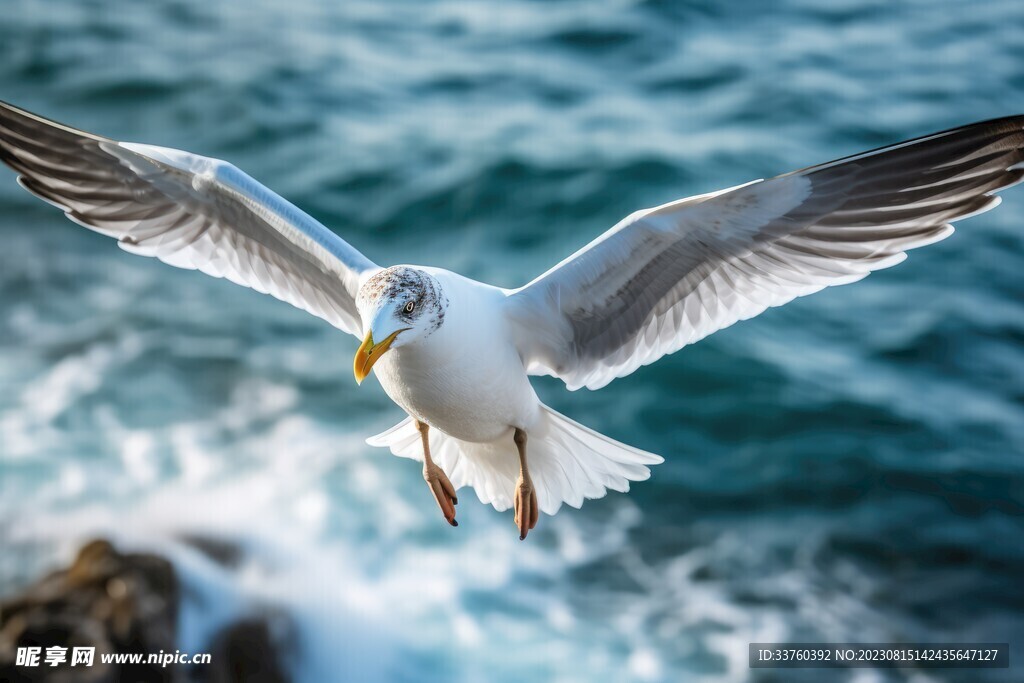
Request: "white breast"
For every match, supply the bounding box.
[372,270,541,444]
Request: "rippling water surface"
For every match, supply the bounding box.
[2,1,1023,681]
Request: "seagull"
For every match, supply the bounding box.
[2,101,1022,539]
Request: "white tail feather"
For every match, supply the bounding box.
[366,405,663,515]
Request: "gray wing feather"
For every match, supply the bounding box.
[0,100,378,337]
[509,116,1024,390]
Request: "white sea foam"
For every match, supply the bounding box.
[2,356,926,683]
[3,385,792,683]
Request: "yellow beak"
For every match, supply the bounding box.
[353,329,403,385]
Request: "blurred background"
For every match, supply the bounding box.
[1,0,1023,681]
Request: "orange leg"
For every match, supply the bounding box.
[417,420,458,527]
[512,428,538,540]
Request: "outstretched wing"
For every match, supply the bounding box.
[507,116,1024,390]
[0,100,378,336]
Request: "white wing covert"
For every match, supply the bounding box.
[0,101,378,337]
[508,116,1024,390]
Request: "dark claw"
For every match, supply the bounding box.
[450,519,459,527]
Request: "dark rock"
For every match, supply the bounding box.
[203,619,290,683]
[0,539,178,682]
[0,539,292,683]
[176,536,243,570]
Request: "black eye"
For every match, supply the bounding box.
[404,301,415,314]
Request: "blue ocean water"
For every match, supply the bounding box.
[1,0,1023,681]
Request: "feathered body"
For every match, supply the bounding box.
[367,267,540,443]
[362,267,662,513]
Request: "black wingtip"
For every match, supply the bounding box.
[0,99,110,142]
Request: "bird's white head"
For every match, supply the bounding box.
[353,266,447,384]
